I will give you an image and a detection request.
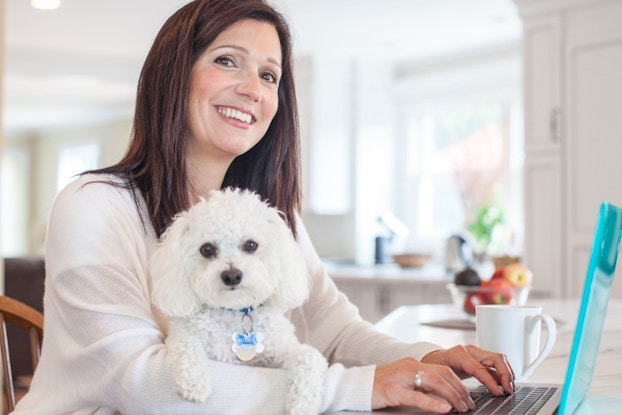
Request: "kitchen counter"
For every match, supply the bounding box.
[323,261,455,282]
[322,261,456,323]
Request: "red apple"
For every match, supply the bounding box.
[485,278,514,304]
[463,291,485,315]
[503,263,533,287]
[490,267,505,281]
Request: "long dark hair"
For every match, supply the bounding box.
[89,0,301,238]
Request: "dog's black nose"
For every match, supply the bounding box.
[221,268,243,286]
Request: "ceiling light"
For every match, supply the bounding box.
[31,0,62,10]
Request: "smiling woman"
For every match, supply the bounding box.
[9,1,518,413]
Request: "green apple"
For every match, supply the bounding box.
[503,263,533,287]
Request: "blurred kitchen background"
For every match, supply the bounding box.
[2,0,622,321]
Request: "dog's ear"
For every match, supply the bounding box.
[150,210,202,317]
[268,213,311,310]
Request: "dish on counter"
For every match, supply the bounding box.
[391,253,433,268]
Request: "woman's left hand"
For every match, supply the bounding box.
[421,345,515,396]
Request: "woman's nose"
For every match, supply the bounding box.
[235,71,262,102]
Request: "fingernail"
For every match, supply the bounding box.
[468,396,476,409]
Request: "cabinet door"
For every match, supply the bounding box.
[523,154,562,297]
[332,279,381,323]
[564,2,622,297]
[386,281,452,314]
[523,14,563,153]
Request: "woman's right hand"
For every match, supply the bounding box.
[372,357,476,413]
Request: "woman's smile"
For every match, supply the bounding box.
[216,105,255,126]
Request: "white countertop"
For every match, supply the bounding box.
[367,299,622,414]
[323,262,455,282]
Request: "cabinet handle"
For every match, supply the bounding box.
[550,107,560,142]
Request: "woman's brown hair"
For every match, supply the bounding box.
[89,0,301,238]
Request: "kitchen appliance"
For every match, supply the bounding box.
[444,234,474,273]
[374,211,409,264]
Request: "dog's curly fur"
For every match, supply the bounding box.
[151,188,327,414]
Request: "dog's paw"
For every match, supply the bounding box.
[175,378,211,403]
[286,399,323,415]
[284,344,328,414]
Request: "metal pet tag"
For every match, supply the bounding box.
[232,331,264,361]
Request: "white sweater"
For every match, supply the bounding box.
[12,174,442,414]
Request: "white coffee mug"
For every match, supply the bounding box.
[476,305,557,381]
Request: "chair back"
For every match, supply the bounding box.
[0,295,43,413]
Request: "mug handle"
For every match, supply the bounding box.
[523,314,557,379]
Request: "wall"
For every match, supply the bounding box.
[296,55,401,265]
[3,117,131,256]
[0,0,5,287]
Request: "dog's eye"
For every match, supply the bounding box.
[243,240,258,253]
[199,243,218,258]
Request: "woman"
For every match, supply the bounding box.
[13,0,514,413]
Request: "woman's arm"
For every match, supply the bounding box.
[15,176,370,414]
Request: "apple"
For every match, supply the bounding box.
[503,263,533,287]
[485,278,514,304]
[490,267,505,281]
[463,291,485,315]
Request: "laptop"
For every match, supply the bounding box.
[343,201,622,415]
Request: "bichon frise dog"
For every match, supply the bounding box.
[150,188,328,414]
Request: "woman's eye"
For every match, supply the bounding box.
[214,56,234,67]
[243,240,258,253]
[199,243,218,258]
[261,71,276,83]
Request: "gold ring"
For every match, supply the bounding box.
[414,370,425,390]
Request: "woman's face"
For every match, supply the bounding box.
[186,18,282,164]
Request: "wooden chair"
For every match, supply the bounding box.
[0,296,43,413]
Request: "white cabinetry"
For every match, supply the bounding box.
[517,0,622,298]
[327,265,453,323]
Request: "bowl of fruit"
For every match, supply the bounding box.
[447,263,533,320]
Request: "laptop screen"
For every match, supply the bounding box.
[558,201,622,414]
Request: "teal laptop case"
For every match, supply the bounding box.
[558,201,622,414]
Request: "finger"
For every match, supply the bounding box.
[393,388,453,414]
[415,368,475,412]
[489,354,515,393]
[467,352,515,395]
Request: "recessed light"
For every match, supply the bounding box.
[31,0,62,10]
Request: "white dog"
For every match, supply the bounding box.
[150,188,327,414]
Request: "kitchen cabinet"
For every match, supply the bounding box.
[517,0,622,298]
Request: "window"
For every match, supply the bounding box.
[1,148,30,256]
[56,143,100,193]
[404,98,522,254]
[396,51,523,257]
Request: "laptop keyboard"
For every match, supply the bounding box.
[452,385,559,414]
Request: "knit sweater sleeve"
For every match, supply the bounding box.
[290,218,443,368]
[11,175,370,415]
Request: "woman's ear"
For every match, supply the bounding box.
[269,212,310,310]
[150,211,201,317]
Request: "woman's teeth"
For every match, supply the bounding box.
[218,107,252,124]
